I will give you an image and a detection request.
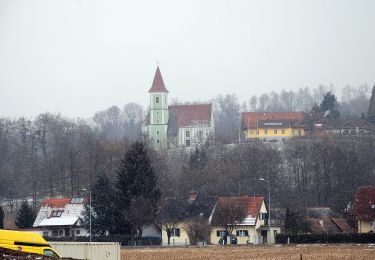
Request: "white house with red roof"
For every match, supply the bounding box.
[209,195,280,244]
[142,67,214,149]
[33,198,88,238]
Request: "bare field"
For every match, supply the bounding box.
[121,244,375,260]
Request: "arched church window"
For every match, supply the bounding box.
[156,97,160,103]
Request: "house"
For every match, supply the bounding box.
[306,207,352,234]
[160,191,215,246]
[142,67,214,149]
[33,197,88,238]
[353,186,375,233]
[320,119,374,136]
[209,195,280,244]
[242,112,305,142]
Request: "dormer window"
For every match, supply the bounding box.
[50,210,63,217]
[156,97,160,103]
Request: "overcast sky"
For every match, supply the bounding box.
[1,0,374,118]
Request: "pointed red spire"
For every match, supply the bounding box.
[148,66,169,93]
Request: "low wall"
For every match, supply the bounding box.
[48,242,120,260]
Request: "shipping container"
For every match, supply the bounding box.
[48,242,120,260]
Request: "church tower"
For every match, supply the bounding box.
[147,66,169,149]
[368,84,375,124]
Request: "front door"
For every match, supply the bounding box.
[261,230,267,244]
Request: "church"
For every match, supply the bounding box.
[142,67,214,149]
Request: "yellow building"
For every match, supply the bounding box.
[161,222,191,246]
[209,196,280,245]
[242,112,305,142]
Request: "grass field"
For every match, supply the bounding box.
[121,244,375,260]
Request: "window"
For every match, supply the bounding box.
[274,129,278,134]
[52,230,58,237]
[282,129,285,134]
[256,130,259,135]
[50,210,63,217]
[236,230,249,237]
[43,249,58,257]
[71,198,84,204]
[170,228,180,237]
[259,213,268,220]
[59,229,63,236]
[264,130,268,135]
[157,139,160,143]
[43,231,49,237]
[156,131,159,135]
[186,140,190,146]
[156,97,159,103]
[186,131,190,138]
[216,230,227,237]
[76,229,81,235]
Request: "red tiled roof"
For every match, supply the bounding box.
[242,112,305,129]
[331,218,353,233]
[42,198,71,208]
[307,217,352,233]
[307,218,325,233]
[353,186,375,221]
[168,104,212,127]
[215,196,265,217]
[148,66,169,93]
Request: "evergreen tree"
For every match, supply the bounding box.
[320,92,340,118]
[284,208,309,234]
[0,206,4,229]
[189,145,208,170]
[116,141,161,241]
[15,201,35,229]
[83,173,118,235]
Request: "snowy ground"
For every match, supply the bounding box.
[121,244,375,260]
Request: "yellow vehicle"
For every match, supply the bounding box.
[0,229,61,258]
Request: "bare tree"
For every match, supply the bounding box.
[210,201,247,244]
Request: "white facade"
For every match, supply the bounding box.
[33,198,88,238]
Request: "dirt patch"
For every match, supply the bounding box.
[0,247,77,260]
[121,244,375,260]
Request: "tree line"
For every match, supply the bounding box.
[82,135,375,241]
[0,84,373,223]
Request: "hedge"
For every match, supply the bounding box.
[44,235,162,246]
[276,233,375,244]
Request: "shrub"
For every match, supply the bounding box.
[276,233,375,244]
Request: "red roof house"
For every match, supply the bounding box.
[242,112,305,129]
[353,186,375,233]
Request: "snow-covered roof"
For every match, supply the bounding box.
[38,217,79,227]
[237,216,256,226]
[33,197,86,228]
